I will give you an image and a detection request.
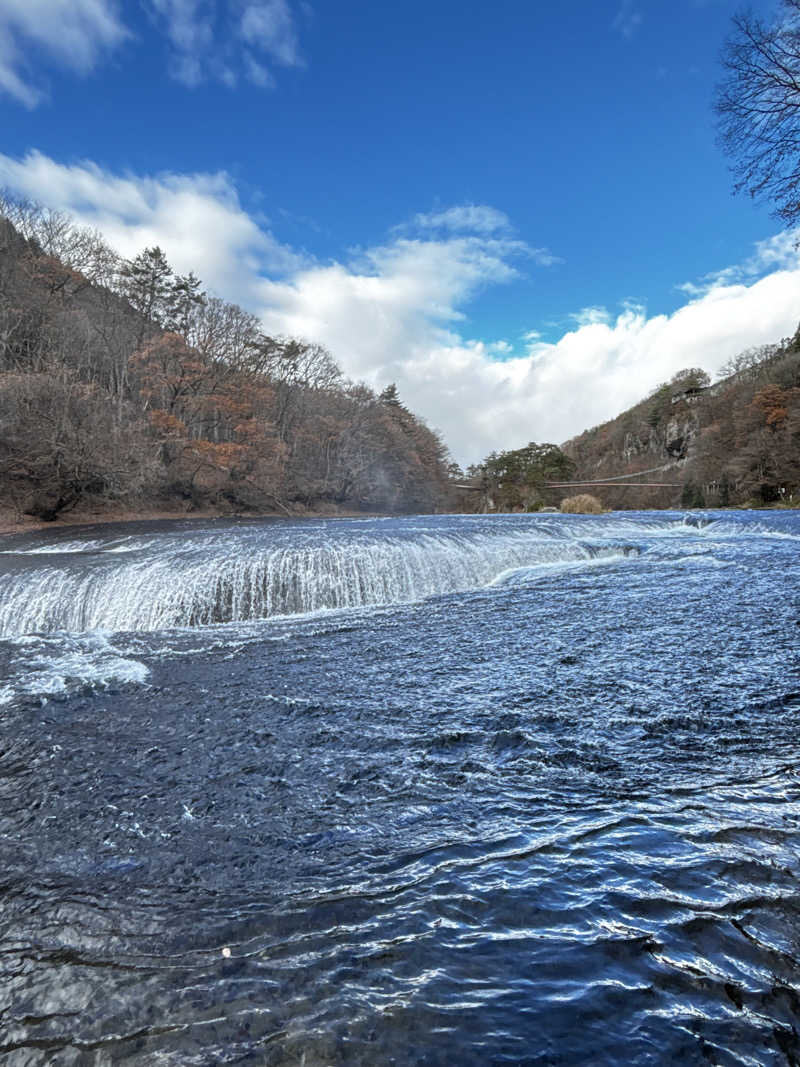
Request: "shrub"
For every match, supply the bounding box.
[560,494,604,514]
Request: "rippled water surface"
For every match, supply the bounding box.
[1,510,799,1065]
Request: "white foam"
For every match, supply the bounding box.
[489,550,632,587]
[0,633,149,707]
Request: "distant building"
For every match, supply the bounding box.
[670,381,724,405]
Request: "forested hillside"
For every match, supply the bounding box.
[0,201,453,523]
[563,336,800,509]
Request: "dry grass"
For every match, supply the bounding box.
[560,494,604,514]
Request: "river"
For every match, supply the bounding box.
[1,510,799,1065]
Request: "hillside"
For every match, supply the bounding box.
[562,338,800,509]
[0,205,453,526]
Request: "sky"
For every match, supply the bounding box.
[1,0,798,464]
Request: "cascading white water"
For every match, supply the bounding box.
[0,526,639,637]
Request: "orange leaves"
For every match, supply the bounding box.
[25,253,86,297]
[232,418,262,441]
[751,385,793,428]
[148,410,187,437]
[185,439,245,468]
[130,333,204,398]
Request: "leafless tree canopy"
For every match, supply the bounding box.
[715,0,800,223]
[0,191,120,285]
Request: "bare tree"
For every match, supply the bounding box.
[715,1,800,224]
[187,295,264,369]
[717,343,782,381]
[0,191,119,285]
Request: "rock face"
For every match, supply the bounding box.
[663,412,700,460]
[567,403,700,472]
[620,417,699,463]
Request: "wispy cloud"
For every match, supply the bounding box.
[400,204,561,267]
[147,0,303,88]
[677,229,800,297]
[147,0,214,87]
[612,0,643,40]
[1,150,798,464]
[239,0,300,67]
[0,0,128,107]
[0,0,305,105]
[570,306,612,327]
[412,204,513,235]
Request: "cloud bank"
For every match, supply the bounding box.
[1,150,798,464]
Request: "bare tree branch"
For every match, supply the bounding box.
[715,0,800,223]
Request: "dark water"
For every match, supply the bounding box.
[1,511,799,1065]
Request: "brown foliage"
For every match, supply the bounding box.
[0,370,158,519]
[0,210,454,518]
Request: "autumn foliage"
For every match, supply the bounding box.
[0,208,453,521]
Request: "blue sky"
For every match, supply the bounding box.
[1,0,798,462]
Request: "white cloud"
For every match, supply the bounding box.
[677,230,800,297]
[0,150,307,298]
[0,0,127,107]
[570,305,612,327]
[0,0,304,103]
[1,150,798,466]
[251,237,800,464]
[243,52,274,87]
[148,0,215,87]
[147,0,303,87]
[413,205,513,235]
[255,244,800,464]
[239,0,300,67]
[257,266,798,465]
[404,204,560,266]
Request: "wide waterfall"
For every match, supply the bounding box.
[0,519,640,636]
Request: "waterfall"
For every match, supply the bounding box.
[0,525,639,636]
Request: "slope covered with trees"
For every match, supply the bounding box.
[563,335,800,509]
[0,200,453,523]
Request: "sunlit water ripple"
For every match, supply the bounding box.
[0,510,799,1065]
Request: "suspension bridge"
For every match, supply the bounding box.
[455,464,682,492]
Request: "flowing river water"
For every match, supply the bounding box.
[0,510,799,1065]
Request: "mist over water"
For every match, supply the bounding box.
[1,511,799,1065]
